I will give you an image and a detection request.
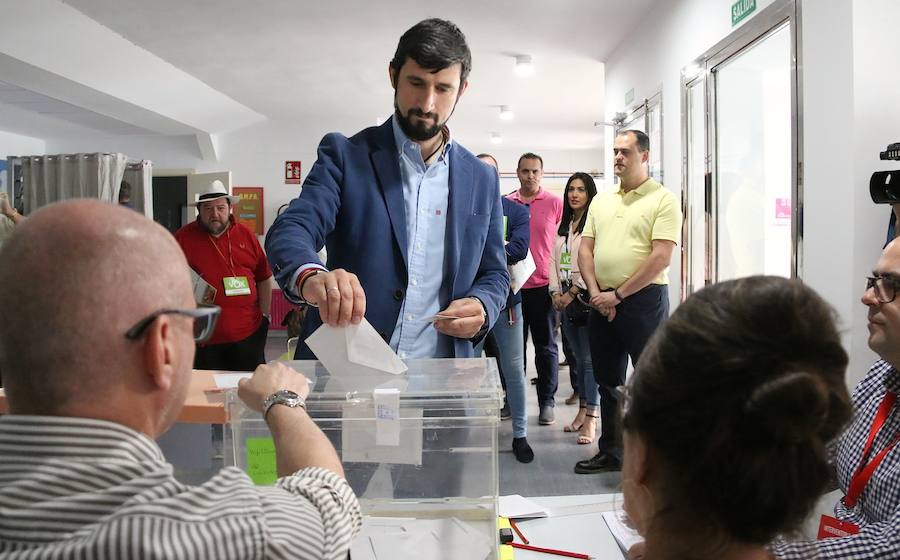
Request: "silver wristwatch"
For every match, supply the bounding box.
[262,389,306,419]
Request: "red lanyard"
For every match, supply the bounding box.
[207,229,236,277]
[844,391,900,508]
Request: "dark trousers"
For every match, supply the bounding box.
[561,326,578,393]
[194,317,269,372]
[521,286,558,407]
[589,284,668,461]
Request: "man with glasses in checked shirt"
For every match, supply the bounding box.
[772,239,900,558]
[0,200,360,559]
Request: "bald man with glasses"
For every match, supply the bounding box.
[771,238,900,559]
[0,200,360,559]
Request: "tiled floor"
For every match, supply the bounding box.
[264,329,621,498]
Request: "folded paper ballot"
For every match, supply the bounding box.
[602,510,643,554]
[306,318,408,377]
[497,494,549,519]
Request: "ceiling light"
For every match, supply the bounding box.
[490,132,503,145]
[499,105,514,120]
[515,55,534,77]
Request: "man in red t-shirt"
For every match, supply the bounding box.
[175,180,274,371]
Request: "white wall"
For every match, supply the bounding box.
[845,0,900,386]
[44,120,604,235]
[0,129,46,157]
[602,0,900,387]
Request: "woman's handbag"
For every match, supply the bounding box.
[565,289,592,326]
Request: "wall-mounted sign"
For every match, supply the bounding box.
[731,0,756,27]
[285,161,302,184]
[624,88,635,106]
[774,197,791,226]
[232,186,264,235]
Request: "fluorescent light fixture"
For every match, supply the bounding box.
[515,55,534,76]
[490,132,503,144]
[499,105,514,120]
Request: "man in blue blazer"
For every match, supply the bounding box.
[266,19,509,359]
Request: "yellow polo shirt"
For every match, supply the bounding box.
[582,178,681,289]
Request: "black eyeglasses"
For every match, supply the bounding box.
[125,304,221,343]
[866,275,900,304]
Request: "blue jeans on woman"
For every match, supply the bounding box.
[478,302,528,439]
[561,311,598,408]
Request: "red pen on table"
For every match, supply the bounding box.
[509,542,592,559]
[509,519,529,544]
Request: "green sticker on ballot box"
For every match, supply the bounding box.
[246,437,277,485]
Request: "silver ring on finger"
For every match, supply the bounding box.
[327,286,340,293]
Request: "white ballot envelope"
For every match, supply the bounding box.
[508,250,536,294]
[306,318,408,377]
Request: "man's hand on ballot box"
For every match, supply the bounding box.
[238,361,311,412]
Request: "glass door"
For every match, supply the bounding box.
[713,23,792,281]
[681,78,708,298]
[680,0,800,297]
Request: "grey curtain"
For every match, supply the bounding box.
[19,153,129,214]
[120,160,153,218]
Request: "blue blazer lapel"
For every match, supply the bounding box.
[371,122,408,266]
[446,149,473,292]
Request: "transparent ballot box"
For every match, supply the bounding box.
[225,358,503,560]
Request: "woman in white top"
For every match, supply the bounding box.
[549,173,598,445]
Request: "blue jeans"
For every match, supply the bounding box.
[478,303,528,438]
[560,313,598,408]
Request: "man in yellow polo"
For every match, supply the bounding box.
[574,129,682,474]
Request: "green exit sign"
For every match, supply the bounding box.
[731,0,756,26]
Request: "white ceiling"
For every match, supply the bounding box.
[0,0,659,156]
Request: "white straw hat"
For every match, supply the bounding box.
[189,179,239,206]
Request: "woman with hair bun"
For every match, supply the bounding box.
[620,276,852,560]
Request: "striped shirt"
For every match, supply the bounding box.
[0,415,361,559]
[772,360,900,559]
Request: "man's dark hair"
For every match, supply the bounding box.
[390,19,472,84]
[517,153,543,170]
[476,153,498,168]
[617,129,650,152]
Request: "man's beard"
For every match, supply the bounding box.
[394,99,456,142]
[200,217,228,236]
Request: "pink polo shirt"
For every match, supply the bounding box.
[507,187,564,289]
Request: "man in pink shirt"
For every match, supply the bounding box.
[506,153,564,425]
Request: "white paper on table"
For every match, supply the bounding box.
[602,510,644,553]
[212,373,252,389]
[361,517,492,560]
[508,250,536,294]
[498,494,549,519]
[305,318,407,377]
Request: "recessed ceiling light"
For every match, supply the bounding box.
[490,132,503,144]
[499,105,514,120]
[515,55,534,77]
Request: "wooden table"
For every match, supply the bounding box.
[0,370,229,424]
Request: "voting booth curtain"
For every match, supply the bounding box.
[14,153,153,218]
